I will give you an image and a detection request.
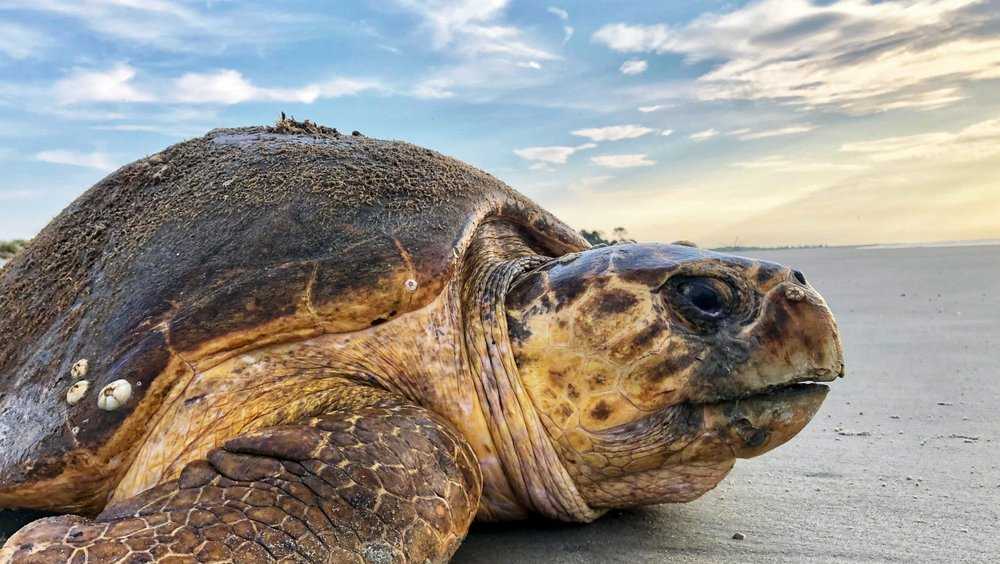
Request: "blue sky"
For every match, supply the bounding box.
[1,0,999,246]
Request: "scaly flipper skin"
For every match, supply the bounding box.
[0,391,482,563]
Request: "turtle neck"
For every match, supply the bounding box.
[458,222,603,523]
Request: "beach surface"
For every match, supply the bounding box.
[2,245,998,562]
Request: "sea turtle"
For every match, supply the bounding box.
[0,118,844,563]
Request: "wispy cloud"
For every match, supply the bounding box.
[567,174,614,193]
[562,26,575,44]
[0,22,51,59]
[412,79,456,99]
[619,60,648,75]
[546,5,573,43]
[89,107,220,138]
[638,104,671,113]
[2,0,326,54]
[398,0,556,60]
[572,124,653,142]
[732,155,868,173]
[690,128,718,142]
[173,71,377,105]
[0,189,41,202]
[398,0,560,100]
[868,88,967,113]
[592,153,655,168]
[514,142,596,164]
[35,149,117,171]
[54,64,155,105]
[840,117,1000,163]
[592,0,999,113]
[52,64,379,106]
[737,124,815,140]
[547,6,568,20]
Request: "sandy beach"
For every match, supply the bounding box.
[2,244,998,562]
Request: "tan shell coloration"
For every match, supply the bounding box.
[0,119,586,513]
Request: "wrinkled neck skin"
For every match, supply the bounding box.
[362,222,601,522]
[452,224,603,522]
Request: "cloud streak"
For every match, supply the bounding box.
[572,124,653,142]
[0,23,51,59]
[398,0,556,60]
[52,65,380,106]
[592,0,999,112]
[2,0,328,54]
[35,149,117,171]
[592,153,655,168]
[840,116,1000,163]
[54,64,155,105]
[690,128,718,142]
[514,143,596,164]
[731,155,868,173]
[737,124,816,140]
[619,60,648,75]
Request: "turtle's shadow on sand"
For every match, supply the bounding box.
[455,506,711,563]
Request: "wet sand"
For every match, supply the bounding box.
[3,245,998,561]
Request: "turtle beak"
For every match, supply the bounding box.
[697,273,844,458]
[730,276,846,393]
[700,383,830,458]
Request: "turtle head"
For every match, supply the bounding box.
[505,243,844,509]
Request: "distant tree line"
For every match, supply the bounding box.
[579,227,634,246]
[711,244,829,252]
[0,239,28,260]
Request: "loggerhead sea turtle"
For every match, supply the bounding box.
[0,118,844,563]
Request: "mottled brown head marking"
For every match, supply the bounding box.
[506,243,844,510]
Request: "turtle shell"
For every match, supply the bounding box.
[0,120,587,508]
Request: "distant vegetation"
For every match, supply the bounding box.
[579,227,634,246]
[711,244,829,252]
[0,239,28,260]
[578,229,829,252]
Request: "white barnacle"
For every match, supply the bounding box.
[97,379,133,411]
[66,380,90,405]
[785,286,806,302]
[404,278,418,292]
[70,359,89,379]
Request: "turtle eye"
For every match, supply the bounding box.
[681,279,724,316]
[664,276,735,329]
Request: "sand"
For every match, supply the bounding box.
[2,244,998,562]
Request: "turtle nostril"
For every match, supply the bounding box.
[792,270,807,285]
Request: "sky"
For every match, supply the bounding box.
[1,0,999,247]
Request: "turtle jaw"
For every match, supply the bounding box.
[697,381,830,459]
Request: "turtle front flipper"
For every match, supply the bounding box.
[0,394,482,563]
